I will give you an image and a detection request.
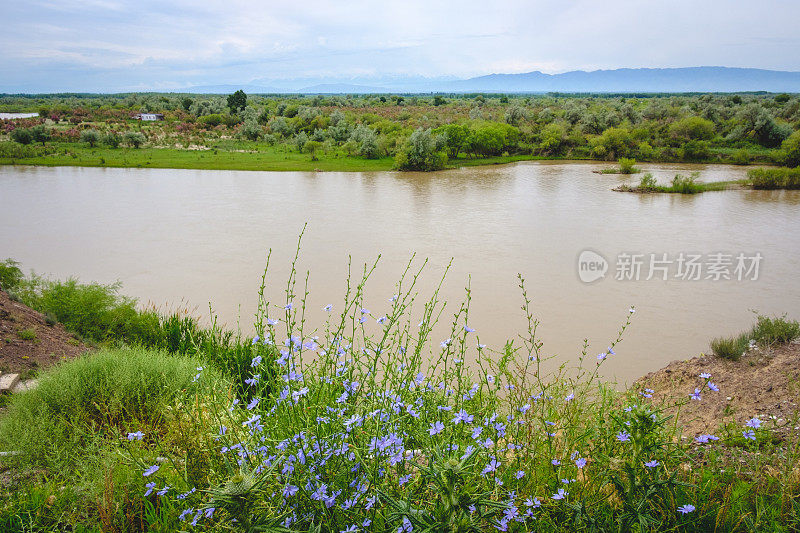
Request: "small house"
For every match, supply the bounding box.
[134,113,164,121]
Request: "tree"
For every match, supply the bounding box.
[781,130,800,167]
[395,128,447,171]
[435,124,470,158]
[103,132,121,148]
[349,125,380,159]
[504,105,526,126]
[669,116,715,141]
[304,140,323,161]
[538,123,567,155]
[10,128,32,145]
[80,129,100,147]
[181,96,194,112]
[123,131,146,148]
[239,118,262,141]
[29,125,50,146]
[227,90,247,114]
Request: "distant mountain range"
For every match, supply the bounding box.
[181,67,800,94]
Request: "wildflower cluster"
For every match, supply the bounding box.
[122,255,702,531]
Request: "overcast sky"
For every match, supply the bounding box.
[2,0,800,92]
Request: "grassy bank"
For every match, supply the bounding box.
[2,91,798,172]
[614,172,748,194]
[0,142,397,172]
[748,167,800,189]
[1,252,799,532]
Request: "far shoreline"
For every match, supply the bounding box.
[0,149,772,174]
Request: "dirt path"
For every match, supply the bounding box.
[637,341,800,439]
[0,289,89,377]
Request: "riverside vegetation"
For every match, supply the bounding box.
[1,92,800,172]
[1,248,799,532]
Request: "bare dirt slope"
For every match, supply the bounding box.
[0,289,89,376]
[637,341,800,439]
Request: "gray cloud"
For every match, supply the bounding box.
[2,0,799,92]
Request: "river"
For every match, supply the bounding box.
[1,161,798,382]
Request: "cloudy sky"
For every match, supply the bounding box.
[3,0,800,92]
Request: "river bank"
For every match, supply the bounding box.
[1,279,799,531]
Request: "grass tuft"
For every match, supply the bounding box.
[710,333,750,361]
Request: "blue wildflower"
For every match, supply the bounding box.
[428,421,445,435]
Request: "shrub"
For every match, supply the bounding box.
[18,277,156,343]
[669,116,715,141]
[198,113,224,128]
[80,129,100,147]
[781,130,800,167]
[0,258,23,291]
[123,131,146,148]
[669,173,703,194]
[710,333,750,361]
[680,140,710,161]
[0,141,42,159]
[103,131,121,148]
[10,127,32,145]
[748,167,800,189]
[638,172,657,190]
[750,314,800,346]
[16,327,37,341]
[395,128,448,171]
[618,157,639,174]
[731,148,750,165]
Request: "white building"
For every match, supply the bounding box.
[134,113,164,121]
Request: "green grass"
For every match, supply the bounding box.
[15,328,37,342]
[750,314,800,345]
[710,314,800,360]
[10,275,159,345]
[5,259,276,397]
[616,172,747,194]
[710,332,750,361]
[747,167,800,189]
[599,157,641,174]
[0,142,587,173]
[0,142,397,172]
[0,347,221,468]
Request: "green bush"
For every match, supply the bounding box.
[123,131,146,148]
[79,129,100,147]
[0,141,42,159]
[750,314,800,346]
[103,131,121,148]
[710,332,750,361]
[0,258,23,291]
[669,172,703,194]
[638,172,657,190]
[18,277,157,343]
[748,167,800,189]
[10,127,32,145]
[395,128,448,171]
[617,157,639,174]
[0,347,220,466]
